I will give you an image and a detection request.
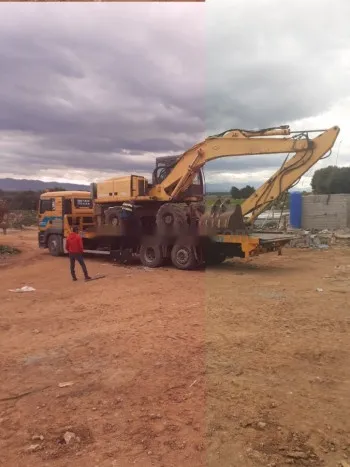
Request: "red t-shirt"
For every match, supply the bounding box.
[66,232,84,254]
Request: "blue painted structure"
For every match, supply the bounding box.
[289,191,303,228]
[38,216,62,227]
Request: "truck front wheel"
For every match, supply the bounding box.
[48,234,64,257]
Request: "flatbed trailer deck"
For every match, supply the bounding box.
[73,232,295,267]
[205,232,295,261]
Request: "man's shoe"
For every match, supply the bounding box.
[72,277,77,281]
[85,276,92,281]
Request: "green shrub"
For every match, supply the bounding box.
[0,245,20,255]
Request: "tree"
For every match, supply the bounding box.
[239,185,255,199]
[311,166,350,194]
[40,186,67,193]
[230,186,241,198]
[10,191,39,210]
[230,185,255,199]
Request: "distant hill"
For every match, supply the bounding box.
[0,177,258,194]
[0,178,89,192]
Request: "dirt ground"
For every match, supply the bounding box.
[1,230,350,467]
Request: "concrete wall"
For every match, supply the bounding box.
[301,194,350,230]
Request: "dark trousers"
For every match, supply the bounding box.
[69,253,89,279]
[120,215,135,249]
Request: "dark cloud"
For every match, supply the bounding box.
[206,0,350,132]
[0,0,349,187]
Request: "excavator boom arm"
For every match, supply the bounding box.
[149,126,340,203]
[241,126,340,223]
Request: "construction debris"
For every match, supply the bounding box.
[25,444,41,453]
[9,286,36,293]
[63,431,77,445]
[254,208,350,250]
[58,381,74,388]
[280,228,350,250]
[334,228,350,239]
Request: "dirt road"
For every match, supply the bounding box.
[1,231,350,467]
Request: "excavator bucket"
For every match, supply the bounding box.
[198,199,247,236]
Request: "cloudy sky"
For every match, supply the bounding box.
[0,0,349,191]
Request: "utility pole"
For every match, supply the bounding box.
[335,139,342,166]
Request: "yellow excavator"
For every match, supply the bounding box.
[87,124,339,269]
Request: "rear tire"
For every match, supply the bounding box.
[171,244,198,270]
[156,203,187,235]
[48,234,64,256]
[139,244,165,268]
[105,208,122,228]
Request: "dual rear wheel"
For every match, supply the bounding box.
[139,243,199,270]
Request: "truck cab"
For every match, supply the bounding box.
[38,191,94,256]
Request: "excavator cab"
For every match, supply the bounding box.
[152,155,205,200]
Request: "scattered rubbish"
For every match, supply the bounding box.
[0,385,50,402]
[334,228,350,240]
[286,451,308,460]
[26,444,41,453]
[32,435,44,441]
[9,286,35,293]
[285,227,350,250]
[63,431,76,445]
[189,379,198,388]
[58,381,74,388]
[286,228,334,249]
[86,274,106,282]
[257,421,267,429]
[316,288,324,293]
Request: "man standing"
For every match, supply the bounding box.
[66,226,91,281]
[120,200,142,241]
